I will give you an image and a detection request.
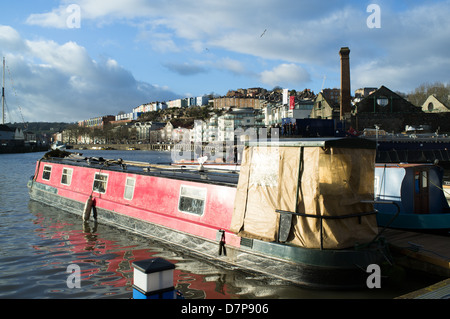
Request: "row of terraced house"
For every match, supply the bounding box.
[73,88,316,143]
[69,85,450,145]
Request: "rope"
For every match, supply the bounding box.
[404,241,450,261]
[428,176,450,197]
[6,64,26,126]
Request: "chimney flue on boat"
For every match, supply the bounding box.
[339,47,351,120]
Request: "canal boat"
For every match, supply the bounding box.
[28,138,392,289]
[374,163,450,231]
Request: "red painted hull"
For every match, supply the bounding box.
[32,160,241,248]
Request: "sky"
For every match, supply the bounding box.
[0,0,449,123]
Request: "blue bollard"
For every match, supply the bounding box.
[132,257,176,299]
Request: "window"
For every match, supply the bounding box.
[178,185,206,216]
[428,102,434,112]
[421,170,428,189]
[42,165,52,180]
[61,168,73,185]
[93,173,108,194]
[376,96,389,107]
[124,177,136,200]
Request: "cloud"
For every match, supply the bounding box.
[0,26,180,123]
[163,61,208,76]
[0,26,27,52]
[21,1,450,97]
[215,57,248,75]
[260,64,311,87]
[25,5,70,28]
[351,1,450,92]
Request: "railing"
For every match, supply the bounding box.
[275,200,400,249]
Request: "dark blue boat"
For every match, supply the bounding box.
[374,163,450,231]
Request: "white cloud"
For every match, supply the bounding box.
[0,26,180,123]
[26,6,68,28]
[0,25,27,52]
[260,64,310,87]
[215,58,248,75]
[19,1,450,101]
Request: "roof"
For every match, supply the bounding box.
[0,124,14,132]
[246,137,376,149]
[356,85,421,113]
[315,92,340,108]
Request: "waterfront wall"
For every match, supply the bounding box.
[70,143,174,151]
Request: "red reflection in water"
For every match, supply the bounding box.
[31,211,236,299]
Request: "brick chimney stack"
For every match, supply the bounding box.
[339,47,351,120]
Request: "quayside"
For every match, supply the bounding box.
[28,138,394,289]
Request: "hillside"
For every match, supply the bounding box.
[6,122,73,135]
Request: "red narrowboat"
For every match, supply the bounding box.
[28,138,392,289]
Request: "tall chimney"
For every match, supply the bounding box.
[339,47,351,120]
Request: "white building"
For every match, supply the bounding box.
[116,111,143,121]
[216,108,263,142]
[133,121,166,141]
[263,99,313,126]
[196,96,209,106]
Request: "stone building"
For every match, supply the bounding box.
[310,91,340,120]
[78,115,115,128]
[421,94,450,113]
[213,97,265,110]
[352,85,423,132]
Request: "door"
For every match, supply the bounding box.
[414,169,429,214]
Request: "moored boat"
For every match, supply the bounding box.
[51,141,66,150]
[28,138,393,289]
[443,181,450,206]
[374,163,450,231]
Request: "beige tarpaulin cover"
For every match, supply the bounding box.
[231,141,378,249]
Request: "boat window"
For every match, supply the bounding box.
[124,177,136,200]
[178,185,206,216]
[61,168,73,185]
[93,173,108,194]
[42,165,52,180]
[421,171,428,188]
[415,172,420,193]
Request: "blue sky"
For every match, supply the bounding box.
[0,0,449,123]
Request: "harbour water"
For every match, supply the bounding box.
[0,150,443,299]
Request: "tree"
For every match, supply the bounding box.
[407,82,450,106]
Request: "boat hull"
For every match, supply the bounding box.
[377,211,450,230]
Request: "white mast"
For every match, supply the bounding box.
[2,57,5,125]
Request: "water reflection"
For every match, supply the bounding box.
[26,200,442,299]
[28,200,248,298]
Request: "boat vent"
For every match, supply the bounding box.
[240,237,253,249]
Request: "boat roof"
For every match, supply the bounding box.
[41,156,239,187]
[246,137,376,149]
[375,163,437,168]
